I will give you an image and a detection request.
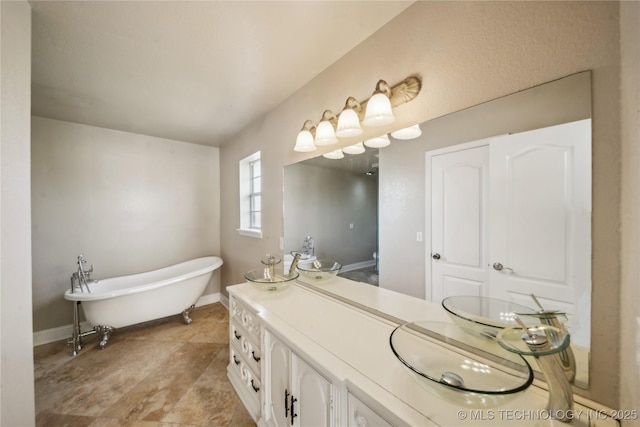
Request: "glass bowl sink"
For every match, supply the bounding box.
[296,259,341,283]
[390,321,533,407]
[497,324,571,357]
[244,268,299,291]
[442,296,540,337]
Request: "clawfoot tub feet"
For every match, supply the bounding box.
[94,325,114,349]
[182,304,196,325]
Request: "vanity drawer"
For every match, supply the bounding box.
[347,393,394,427]
[230,323,262,375]
[230,296,261,341]
[229,345,262,401]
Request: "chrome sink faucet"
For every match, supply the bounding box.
[261,254,280,280]
[529,294,576,383]
[514,317,573,422]
[289,252,302,274]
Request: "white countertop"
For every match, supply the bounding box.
[229,278,615,427]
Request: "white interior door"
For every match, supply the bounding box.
[430,144,490,303]
[489,119,591,347]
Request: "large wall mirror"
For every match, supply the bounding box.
[283,71,592,389]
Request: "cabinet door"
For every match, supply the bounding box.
[292,356,332,427]
[265,334,291,427]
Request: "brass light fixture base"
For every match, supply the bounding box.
[389,76,422,108]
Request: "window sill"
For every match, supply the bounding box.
[237,228,263,239]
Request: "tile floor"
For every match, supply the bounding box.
[338,266,379,287]
[34,303,256,427]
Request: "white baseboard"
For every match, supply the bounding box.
[34,292,223,347]
[340,260,376,273]
[33,321,93,347]
[219,293,229,309]
[195,292,221,307]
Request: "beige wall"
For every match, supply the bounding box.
[1,1,36,425]
[619,2,640,425]
[219,1,628,408]
[31,117,221,331]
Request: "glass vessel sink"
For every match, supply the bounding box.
[244,268,299,291]
[497,324,571,356]
[442,295,543,337]
[296,259,341,283]
[390,321,533,407]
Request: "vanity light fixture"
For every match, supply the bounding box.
[322,149,344,159]
[294,75,421,151]
[364,134,391,148]
[335,97,364,138]
[314,110,339,146]
[390,124,422,140]
[293,120,317,152]
[362,80,395,127]
[342,142,366,155]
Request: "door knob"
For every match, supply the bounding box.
[432,253,441,260]
[493,262,513,272]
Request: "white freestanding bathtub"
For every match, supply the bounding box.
[64,256,223,351]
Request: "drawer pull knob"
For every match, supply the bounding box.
[234,330,242,340]
[356,415,368,427]
[290,395,297,425]
[233,355,240,365]
[251,379,260,392]
[252,351,261,362]
[285,389,290,417]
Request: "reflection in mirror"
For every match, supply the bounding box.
[283,150,380,284]
[284,71,592,389]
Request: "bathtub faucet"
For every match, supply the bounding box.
[67,254,97,354]
[71,254,94,293]
[77,254,93,281]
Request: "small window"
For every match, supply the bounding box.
[249,158,261,229]
[238,151,262,238]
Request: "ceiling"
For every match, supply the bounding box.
[30,1,413,147]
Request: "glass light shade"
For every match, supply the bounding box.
[364,134,391,148]
[322,149,344,159]
[335,108,363,138]
[362,92,395,127]
[342,142,366,155]
[314,120,338,146]
[391,124,422,140]
[293,129,317,152]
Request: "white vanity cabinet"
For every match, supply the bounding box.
[264,330,335,427]
[227,282,618,427]
[347,393,393,427]
[227,295,263,421]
